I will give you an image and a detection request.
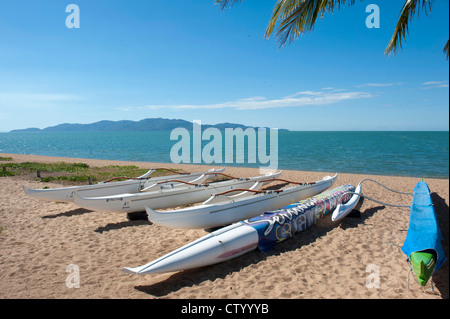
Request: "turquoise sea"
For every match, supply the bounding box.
[0,131,448,178]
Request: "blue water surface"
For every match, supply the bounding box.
[0,131,448,178]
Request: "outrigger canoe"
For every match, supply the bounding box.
[401,181,446,286]
[74,171,282,213]
[146,174,337,229]
[23,168,224,202]
[123,184,354,275]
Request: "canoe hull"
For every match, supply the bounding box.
[23,168,224,202]
[410,250,436,286]
[23,180,143,202]
[74,172,282,213]
[401,181,447,286]
[122,223,259,275]
[147,174,337,229]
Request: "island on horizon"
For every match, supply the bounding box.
[10,118,289,133]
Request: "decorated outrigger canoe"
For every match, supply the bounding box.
[23,167,224,202]
[74,171,282,213]
[123,184,353,275]
[146,174,337,229]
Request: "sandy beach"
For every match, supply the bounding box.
[0,152,448,299]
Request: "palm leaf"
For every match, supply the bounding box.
[265,0,305,38]
[265,0,357,47]
[215,0,245,10]
[443,40,449,60]
[384,0,433,56]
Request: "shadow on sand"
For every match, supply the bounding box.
[42,207,152,233]
[94,219,152,234]
[42,207,93,219]
[430,192,449,299]
[94,212,152,233]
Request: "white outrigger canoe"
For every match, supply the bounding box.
[74,171,283,213]
[146,174,338,229]
[23,168,224,202]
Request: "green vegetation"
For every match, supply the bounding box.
[3,162,89,173]
[0,161,182,185]
[39,175,92,183]
[0,157,13,161]
[0,170,15,177]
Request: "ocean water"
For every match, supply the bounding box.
[0,131,448,178]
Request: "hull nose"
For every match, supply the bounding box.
[410,250,436,286]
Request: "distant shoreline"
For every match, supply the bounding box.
[8,118,290,133]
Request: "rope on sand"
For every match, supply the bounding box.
[358,178,414,196]
[339,178,414,208]
[340,192,412,208]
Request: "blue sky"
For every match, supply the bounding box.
[0,0,448,132]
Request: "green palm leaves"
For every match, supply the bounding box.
[265,0,356,46]
[216,0,449,59]
[385,0,431,56]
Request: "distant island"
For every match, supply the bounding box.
[10,118,288,133]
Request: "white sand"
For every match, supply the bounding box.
[0,153,448,299]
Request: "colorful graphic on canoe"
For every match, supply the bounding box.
[243,185,355,252]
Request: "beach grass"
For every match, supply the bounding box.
[0,161,183,185]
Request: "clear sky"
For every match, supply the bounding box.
[0,0,448,132]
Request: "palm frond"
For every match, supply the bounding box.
[264,0,356,47]
[216,0,446,59]
[444,40,449,60]
[384,0,434,56]
[266,1,305,37]
[216,0,245,10]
